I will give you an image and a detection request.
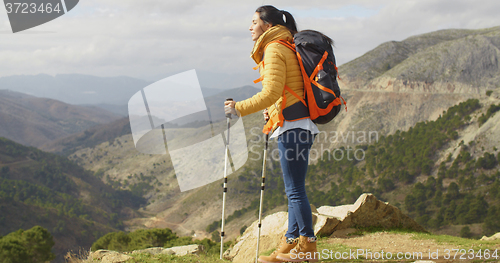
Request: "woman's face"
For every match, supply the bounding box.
[249,12,271,41]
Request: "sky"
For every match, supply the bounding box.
[1,0,500,89]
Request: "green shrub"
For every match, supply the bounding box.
[0,226,55,263]
[478,103,500,126]
[92,228,221,255]
[476,152,498,169]
[460,226,472,238]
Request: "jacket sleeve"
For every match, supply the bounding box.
[235,43,286,116]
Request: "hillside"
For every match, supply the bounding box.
[42,85,261,156]
[340,26,500,91]
[0,137,145,262]
[40,117,132,155]
[308,26,500,156]
[0,90,120,147]
[66,26,500,248]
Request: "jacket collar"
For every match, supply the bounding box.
[250,25,293,64]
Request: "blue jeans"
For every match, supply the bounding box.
[278,128,316,238]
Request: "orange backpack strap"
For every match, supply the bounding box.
[284,85,306,106]
[262,87,289,135]
[309,51,329,81]
[340,96,347,111]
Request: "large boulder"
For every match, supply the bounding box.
[480,232,500,241]
[310,204,341,236]
[318,193,426,232]
[90,250,132,263]
[90,244,204,262]
[166,244,204,256]
[131,244,204,256]
[224,212,288,262]
[226,193,425,262]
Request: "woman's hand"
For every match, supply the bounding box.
[263,109,269,122]
[224,100,239,117]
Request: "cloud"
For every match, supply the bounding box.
[1,0,500,88]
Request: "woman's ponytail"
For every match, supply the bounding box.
[255,5,298,36]
[281,10,298,35]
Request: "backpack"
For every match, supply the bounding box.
[259,30,346,134]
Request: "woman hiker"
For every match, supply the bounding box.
[224,5,322,263]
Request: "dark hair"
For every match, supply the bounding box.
[255,5,298,35]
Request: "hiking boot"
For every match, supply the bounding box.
[276,236,318,262]
[258,236,298,263]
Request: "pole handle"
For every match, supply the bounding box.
[226,98,233,119]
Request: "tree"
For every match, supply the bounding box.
[211,231,221,242]
[22,226,56,263]
[483,205,500,236]
[444,201,457,224]
[464,195,488,224]
[460,226,472,238]
[0,166,9,177]
[476,152,498,170]
[405,194,417,212]
[433,189,443,207]
[446,182,460,200]
[240,225,247,235]
[0,226,55,263]
[0,238,30,263]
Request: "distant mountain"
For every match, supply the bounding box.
[40,117,131,155]
[0,136,145,262]
[0,74,150,105]
[340,26,500,92]
[0,90,120,147]
[0,73,236,108]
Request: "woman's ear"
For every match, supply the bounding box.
[264,23,272,31]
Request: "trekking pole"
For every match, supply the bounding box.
[220,98,233,260]
[255,121,270,263]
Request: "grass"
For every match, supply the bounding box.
[316,238,365,262]
[412,232,500,251]
[347,226,428,236]
[66,250,227,263]
[124,253,226,263]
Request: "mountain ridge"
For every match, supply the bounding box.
[339,25,500,92]
[0,89,121,147]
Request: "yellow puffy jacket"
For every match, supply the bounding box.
[235,25,305,132]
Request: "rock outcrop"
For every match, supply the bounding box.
[226,193,425,263]
[480,232,500,241]
[131,244,204,256]
[89,244,204,263]
[318,193,426,232]
[90,250,132,263]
